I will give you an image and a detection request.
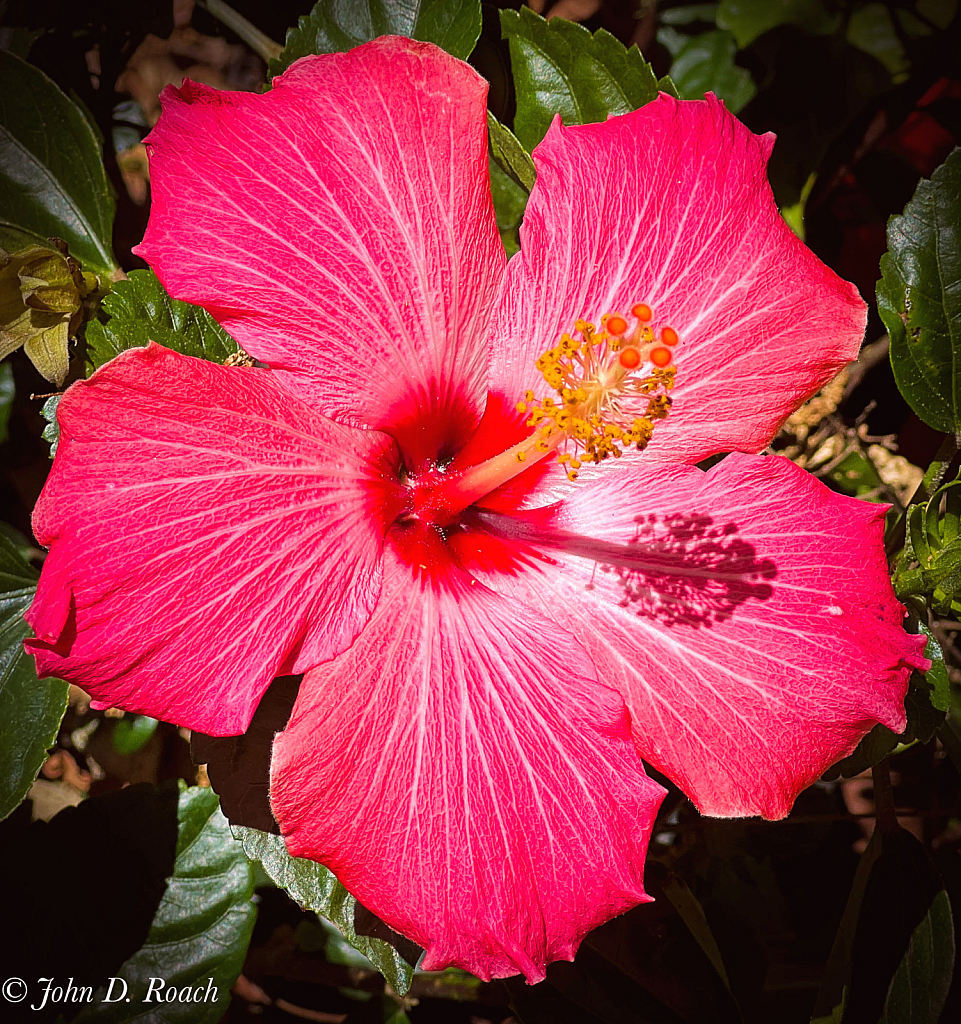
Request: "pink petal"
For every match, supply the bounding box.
[270,531,666,982]
[461,454,927,819]
[26,344,402,736]
[486,94,867,464]
[135,37,504,469]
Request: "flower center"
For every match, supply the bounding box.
[516,304,677,481]
[404,304,677,523]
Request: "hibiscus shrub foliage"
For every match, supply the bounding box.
[1,0,961,1022]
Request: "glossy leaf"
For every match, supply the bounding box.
[500,6,659,152]
[75,784,256,1024]
[662,30,755,114]
[268,0,482,78]
[919,625,951,713]
[0,49,117,273]
[41,393,61,457]
[878,889,955,1024]
[716,0,840,48]
[0,535,67,819]
[85,269,238,371]
[879,148,961,433]
[487,111,535,193]
[0,532,68,820]
[232,824,417,995]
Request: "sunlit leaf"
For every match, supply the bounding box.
[880,148,961,433]
[269,0,482,78]
[500,7,659,152]
[85,269,238,371]
[232,824,417,994]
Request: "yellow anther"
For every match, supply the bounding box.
[517,304,676,476]
[516,451,527,463]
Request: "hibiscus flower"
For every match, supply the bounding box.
[25,36,926,981]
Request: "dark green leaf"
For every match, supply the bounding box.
[811,826,884,1024]
[112,714,159,755]
[75,784,256,1024]
[845,826,952,1023]
[716,0,840,48]
[489,157,527,259]
[662,30,755,113]
[880,148,961,433]
[0,532,68,820]
[846,3,910,78]
[85,269,238,371]
[0,219,48,251]
[0,360,12,442]
[823,669,945,780]
[0,49,116,273]
[487,111,535,194]
[269,0,482,79]
[500,7,659,152]
[41,392,61,457]
[233,824,417,994]
[878,889,955,1024]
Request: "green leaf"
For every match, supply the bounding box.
[487,112,535,194]
[112,715,159,755]
[232,824,417,994]
[269,0,482,78]
[489,157,528,259]
[880,148,961,433]
[823,668,945,780]
[0,49,117,273]
[878,888,955,1024]
[919,624,951,713]
[846,3,910,78]
[500,7,659,152]
[716,0,840,49]
[41,393,61,457]
[811,826,884,1024]
[0,360,13,442]
[75,784,256,1024]
[662,29,755,113]
[0,532,68,820]
[85,269,238,371]
[814,824,954,1024]
[0,220,48,251]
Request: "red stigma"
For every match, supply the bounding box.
[649,346,672,368]
[607,315,628,336]
[661,326,679,346]
[632,303,652,322]
[618,347,642,369]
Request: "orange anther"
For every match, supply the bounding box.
[607,315,628,336]
[661,326,679,346]
[650,346,672,368]
[632,303,652,322]
[618,347,641,369]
